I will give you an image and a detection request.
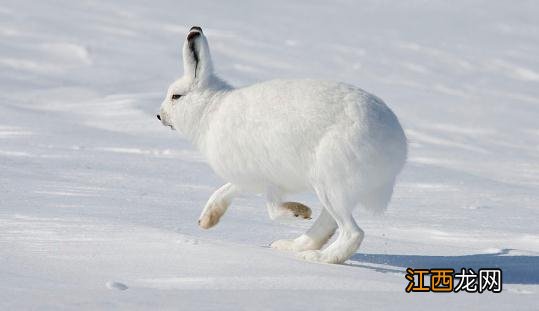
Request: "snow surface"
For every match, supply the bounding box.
[1,0,538,309]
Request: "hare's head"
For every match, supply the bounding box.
[157,26,215,130]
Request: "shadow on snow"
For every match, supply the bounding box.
[349,249,539,285]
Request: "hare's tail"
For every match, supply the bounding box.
[359,179,395,215]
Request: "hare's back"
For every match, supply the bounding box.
[224,79,394,133]
[207,79,403,191]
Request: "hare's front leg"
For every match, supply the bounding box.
[265,187,313,220]
[198,183,240,229]
[271,208,337,251]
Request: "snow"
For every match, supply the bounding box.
[1,0,538,309]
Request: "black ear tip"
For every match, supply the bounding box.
[187,31,201,41]
[190,26,203,33]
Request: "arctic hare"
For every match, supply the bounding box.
[157,26,407,264]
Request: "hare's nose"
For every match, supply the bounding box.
[156,114,161,121]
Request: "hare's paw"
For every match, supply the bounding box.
[270,234,323,252]
[298,231,363,264]
[198,201,227,229]
[199,183,239,229]
[298,250,324,262]
[297,249,346,264]
[280,202,312,219]
[270,239,296,250]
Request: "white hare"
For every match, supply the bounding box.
[157,26,407,264]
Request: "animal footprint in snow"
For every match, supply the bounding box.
[106,281,128,291]
[177,237,199,245]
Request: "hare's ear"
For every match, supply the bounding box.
[182,26,213,84]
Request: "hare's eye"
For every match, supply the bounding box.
[171,94,182,100]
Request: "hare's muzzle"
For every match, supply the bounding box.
[156,114,174,130]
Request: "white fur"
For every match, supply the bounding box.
[158,27,407,264]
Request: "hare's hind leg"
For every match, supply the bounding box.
[298,186,364,264]
[198,183,240,229]
[271,208,337,251]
